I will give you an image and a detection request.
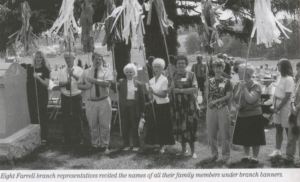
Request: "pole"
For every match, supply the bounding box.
[112,47,122,137]
[140,45,157,124]
[205,52,210,149]
[33,67,41,140]
[231,38,253,142]
[68,33,73,116]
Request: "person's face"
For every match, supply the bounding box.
[277,61,282,72]
[35,53,43,65]
[176,59,186,71]
[197,57,202,64]
[297,66,300,75]
[153,64,163,75]
[64,55,75,68]
[125,68,135,80]
[238,68,246,80]
[213,66,224,76]
[92,55,103,68]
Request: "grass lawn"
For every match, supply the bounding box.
[0,107,299,170]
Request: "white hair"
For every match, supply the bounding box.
[123,63,137,76]
[152,58,165,69]
[238,63,255,77]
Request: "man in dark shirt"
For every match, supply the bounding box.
[191,55,206,99]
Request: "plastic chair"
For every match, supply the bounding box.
[48,86,61,120]
[109,89,119,124]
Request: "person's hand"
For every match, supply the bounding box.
[85,81,92,89]
[148,94,153,101]
[273,108,280,114]
[235,104,242,110]
[113,70,117,78]
[33,73,40,79]
[173,88,181,94]
[68,68,74,76]
[291,108,298,116]
[148,87,154,95]
[209,100,217,108]
[240,80,247,90]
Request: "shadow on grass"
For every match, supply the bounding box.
[269,156,298,168]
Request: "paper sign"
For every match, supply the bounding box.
[37,73,42,76]
[181,78,187,81]
[219,83,225,88]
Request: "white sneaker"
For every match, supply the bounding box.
[123,147,130,151]
[132,147,140,152]
[191,153,197,159]
[268,150,281,157]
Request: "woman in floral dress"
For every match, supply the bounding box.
[167,55,200,158]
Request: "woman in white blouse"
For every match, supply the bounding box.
[146,58,175,153]
[269,59,295,157]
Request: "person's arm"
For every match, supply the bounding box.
[243,87,260,104]
[273,92,292,113]
[210,91,232,105]
[150,79,168,98]
[77,72,92,90]
[174,87,198,94]
[86,77,112,87]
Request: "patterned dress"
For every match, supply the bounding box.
[168,71,200,142]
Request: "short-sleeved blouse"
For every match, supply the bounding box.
[149,74,169,104]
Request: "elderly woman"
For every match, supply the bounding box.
[269,59,295,157]
[168,55,200,159]
[232,63,266,164]
[27,51,50,145]
[145,58,175,153]
[118,63,145,151]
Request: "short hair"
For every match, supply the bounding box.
[196,55,203,60]
[64,52,75,59]
[92,52,103,60]
[174,55,188,68]
[148,56,155,64]
[279,58,293,77]
[212,60,225,69]
[152,58,165,69]
[123,63,137,76]
[238,63,255,78]
[296,61,300,68]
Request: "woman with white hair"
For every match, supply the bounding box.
[232,63,266,164]
[145,58,175,153]
[117,63,145,151]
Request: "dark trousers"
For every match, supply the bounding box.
[196,77,205,100]
[28,92,48,140]
[121,100,140,147]
[61,94,83,140]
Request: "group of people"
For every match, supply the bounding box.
[27,50,300,165]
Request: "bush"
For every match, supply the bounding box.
[184,32,202,54]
